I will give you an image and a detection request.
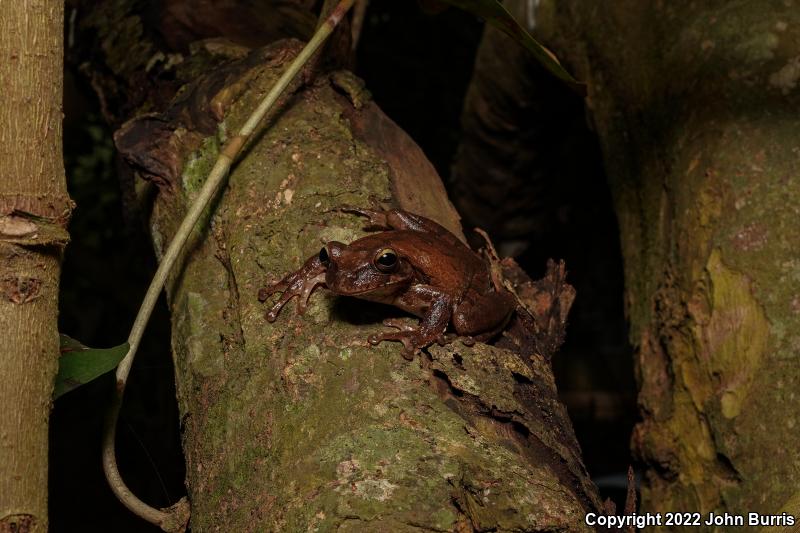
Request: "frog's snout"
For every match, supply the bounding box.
[326,241,346,261]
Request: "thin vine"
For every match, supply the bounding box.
[100,1,357,530]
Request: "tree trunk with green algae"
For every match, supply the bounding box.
[76,3,604,530]
[0,1,72,532]
[530,0,800,529]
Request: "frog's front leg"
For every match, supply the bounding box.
[368,285,452,359]
[258,253,327,322]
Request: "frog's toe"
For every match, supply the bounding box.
[337,205,389,230]
[459,336,476,347]
[369,330,397,345]
[396,336,419,360]
[295,273,325,314]
[381,318,416,332]
[265,291,298,322]
[257,281,286,302]
[434,332,463,346]
[368,330,420,360]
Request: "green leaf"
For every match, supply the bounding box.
[435,0,585,94]
[55,335,129,399]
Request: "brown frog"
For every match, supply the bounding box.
[258,207,517,358]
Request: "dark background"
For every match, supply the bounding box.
[53,3,635,530]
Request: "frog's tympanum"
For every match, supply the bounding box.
[258,207,517,359]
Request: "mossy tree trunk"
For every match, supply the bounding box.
[0,1,71,532]
[524,0,800,527]
[75,1,603,531]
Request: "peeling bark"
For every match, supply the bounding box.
[76,3,601,530]
[0,1,72,531]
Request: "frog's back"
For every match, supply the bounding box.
[388,230,488,294]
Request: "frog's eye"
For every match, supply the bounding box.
[319,246,330,266]
[374,248,398,273]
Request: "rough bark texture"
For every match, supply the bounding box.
[0,1,71,532]
[76,2,603,530]
[530,0,800,528]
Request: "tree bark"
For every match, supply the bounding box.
[0,1,71,532]
[527,0,800,527]
[76,2,602,530]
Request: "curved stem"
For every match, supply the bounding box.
[102,1,356,529]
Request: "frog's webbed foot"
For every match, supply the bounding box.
[435,333,476,347]
[258,255,326,322]
[368,318,447,361]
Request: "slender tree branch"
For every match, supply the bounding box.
[351,0,369,51]
[101,1,357,529]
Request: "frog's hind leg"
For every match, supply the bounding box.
[452,289,516,344]
[338,206,463,247]
[337,206,392,231]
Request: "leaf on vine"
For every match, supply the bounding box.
[434,0,585,94]
[55,335,129,399]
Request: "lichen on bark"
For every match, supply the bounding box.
[77,2,601,528]
[158,52,595,530]
[532,0,800,526]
